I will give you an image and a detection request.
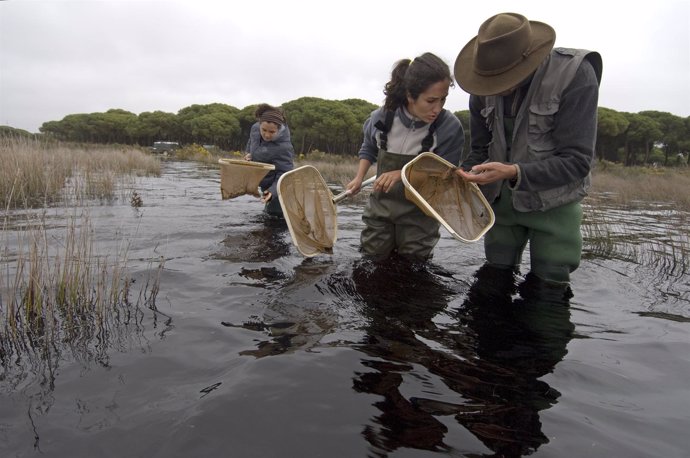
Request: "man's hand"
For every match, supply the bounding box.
[456,162,518,185]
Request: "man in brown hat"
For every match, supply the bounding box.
[454,12,602,285]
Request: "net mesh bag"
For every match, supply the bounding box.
[218,158,275,199]
[277,165,338,257]
[402,152,495,242]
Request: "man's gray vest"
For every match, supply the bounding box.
[480,47,603,212]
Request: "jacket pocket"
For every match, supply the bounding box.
[528,102,558,156]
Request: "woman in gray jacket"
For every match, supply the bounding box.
[346,52,465,262]
[244,104,295,217]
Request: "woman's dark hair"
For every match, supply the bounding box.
[383,52,452,111]
[254,103,286,126]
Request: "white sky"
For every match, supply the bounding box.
[1,0,689,133]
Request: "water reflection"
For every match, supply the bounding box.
[0,262,169,453]
[351,260,574,456]
[351,256,456,454]
[450,265,574,456]
[215,214,291,264]
[226,258,341,358]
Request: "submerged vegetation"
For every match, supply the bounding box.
[582,161,690,277]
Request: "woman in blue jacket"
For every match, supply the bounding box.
[346,52,465,262]
[244,104,295,217]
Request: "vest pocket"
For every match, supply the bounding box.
[528,102,558,155]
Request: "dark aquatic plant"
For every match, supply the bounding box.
[582,199,689,279]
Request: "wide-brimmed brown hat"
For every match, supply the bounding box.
[455,12,555,96]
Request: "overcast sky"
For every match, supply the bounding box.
[1,0,689,133]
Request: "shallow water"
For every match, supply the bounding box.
[1,160,689,457]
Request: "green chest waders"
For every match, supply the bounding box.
[360,150,441,260]
[486,183,583,283]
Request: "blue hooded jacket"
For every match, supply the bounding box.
[245,122,295,196]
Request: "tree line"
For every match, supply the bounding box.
[3,97,689,167]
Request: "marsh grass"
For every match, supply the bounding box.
[582,201,690,279]
[583,162,690,276]
[296,153,363,186]
[1,214,167,388]
[1,137,165,383]
[590,161,690,211]
[0,136,161,209]
[581,205,639,262]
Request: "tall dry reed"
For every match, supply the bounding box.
[0,136,161,209]
[1,211,166,383]
[1,137,165,382]
[296,153,364,187]
[590,161,690,211]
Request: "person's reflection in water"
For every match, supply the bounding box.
[227,259,341,358]
[351,255,459,454]
[217,214,290,265]
[351,257,574,457]
[446,264,575,456]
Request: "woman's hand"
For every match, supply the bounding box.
[346,177,364,196]
[244,153,252,161]
[373,170,402,193]
[261,190,272,203]
[456,162,517,185]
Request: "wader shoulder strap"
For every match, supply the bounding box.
[374,109,444,154]
[374,110,395,150]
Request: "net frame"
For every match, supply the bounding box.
[401,152,495,243]
[277,165,339,257]
[277,165,375,257]
[218,158,275,199]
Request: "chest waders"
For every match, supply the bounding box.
[263,194,284,218]
[360,149,441,261]
[486,183,582,283]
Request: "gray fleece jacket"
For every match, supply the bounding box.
[245,122,295,197]
[358,107,464,166]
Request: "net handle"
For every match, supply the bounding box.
[332,176,376,204]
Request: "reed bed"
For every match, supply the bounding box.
[1,137,165,381]
[582,201,690,279]
[590,161,690,211]
[0,136,161,209]
[1,213,166,387]
[296,153,364,188]
[583,162,690,275]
